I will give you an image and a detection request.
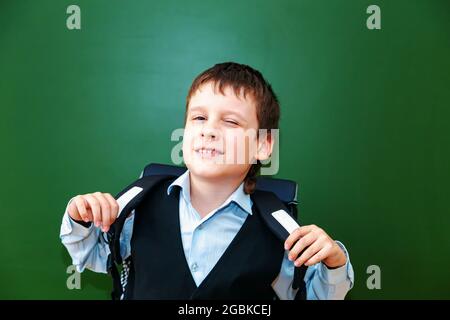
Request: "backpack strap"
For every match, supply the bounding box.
[251,190,307,300]
[106,174,175,300]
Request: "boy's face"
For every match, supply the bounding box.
[183,82,272,182]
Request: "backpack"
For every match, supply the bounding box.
[106,163,306,300]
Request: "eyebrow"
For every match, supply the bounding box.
[189,105,248,123]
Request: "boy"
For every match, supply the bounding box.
[60,62,354,300]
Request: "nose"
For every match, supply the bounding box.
[200,121,219,141]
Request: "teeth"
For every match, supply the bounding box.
[196,148,221,156]
[202,149,212,155]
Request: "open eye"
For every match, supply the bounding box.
[193,116,206,121]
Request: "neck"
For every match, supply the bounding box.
[189,172,246,219]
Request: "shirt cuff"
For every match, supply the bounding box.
[61,212,93,238]
[318,240,353,285]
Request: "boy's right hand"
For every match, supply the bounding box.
[67,192,119,232]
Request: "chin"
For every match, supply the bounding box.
[187,161,250,185]
[186,161,227,180]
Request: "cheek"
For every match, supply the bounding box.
[181,128,194,158]
[184,125,203,145]
[184,123,201,138]
[223,130,239,152]
[224,130,257,161]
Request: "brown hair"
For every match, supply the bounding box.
[185,62,280,194]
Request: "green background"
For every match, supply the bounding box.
[0,0,449,299]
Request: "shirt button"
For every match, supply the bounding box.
[191,262,198,272]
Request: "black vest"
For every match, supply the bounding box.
[123,178,286,300]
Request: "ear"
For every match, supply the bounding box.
[255,130,274,161]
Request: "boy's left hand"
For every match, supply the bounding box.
[284,225,347,269]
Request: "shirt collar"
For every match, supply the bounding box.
[167,169,253,215]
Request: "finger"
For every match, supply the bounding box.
[67,198,80,220]
[84,194,102,228]
[284,225,317,250]
[103,193,120,222]
[74,196,90,222]
[92,192,111,232]
[304,244,333,267]
[288,231,317,261]
[294,240,323,267]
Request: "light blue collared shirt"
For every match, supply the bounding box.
[60,170,354,299]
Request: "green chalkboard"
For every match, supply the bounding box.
[0,0,449,299]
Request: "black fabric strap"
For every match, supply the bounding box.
[106,174,176,300]
[107,174,175,265]
[251,190,307,296]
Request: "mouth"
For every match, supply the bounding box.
[194,147,224,159]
